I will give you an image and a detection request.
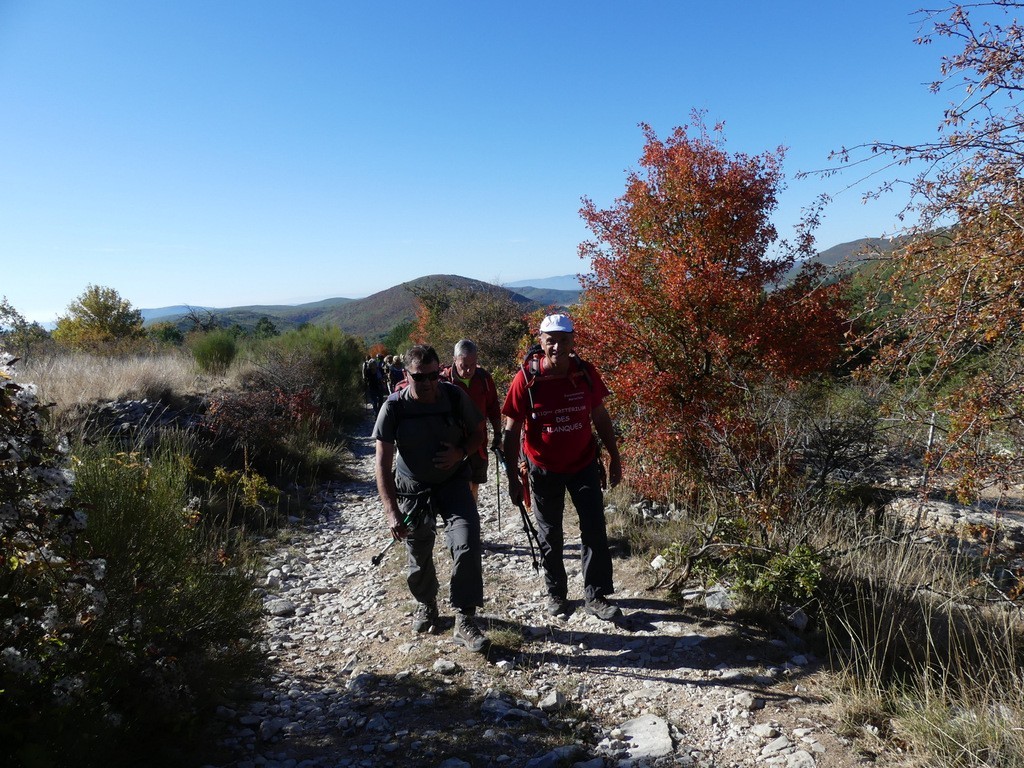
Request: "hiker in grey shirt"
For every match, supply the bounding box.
[372,344,489,652]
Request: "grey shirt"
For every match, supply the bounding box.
[372,383,483,485]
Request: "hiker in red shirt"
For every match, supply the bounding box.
[500,313,623,621]
[441,339,502,503]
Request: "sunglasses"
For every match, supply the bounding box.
[408,369,440,382]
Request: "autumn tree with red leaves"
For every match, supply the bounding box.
[576,116,848,507]
[831,3,1024,499]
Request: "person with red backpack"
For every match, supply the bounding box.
[440,339,502,503]
[500,313,623,621]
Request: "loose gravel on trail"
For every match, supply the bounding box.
[206,419,885,768]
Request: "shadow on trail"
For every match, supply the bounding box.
[346,409,378,459]
[216,655,592,768]
[217,605,812,768]
[478,595,815,707]
[221,409,816,767]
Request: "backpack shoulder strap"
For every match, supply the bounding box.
[477,366,498,401]
[385,388,404,417]
[439,381,470,436]
[570,355,594,390]
[391,383,466,433]
[521,345,544,384]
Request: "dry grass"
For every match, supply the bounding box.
[14,351,252,423]
[815,512,1024,766]
[608,475,1024,766]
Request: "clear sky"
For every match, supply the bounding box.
[1,1,956,324]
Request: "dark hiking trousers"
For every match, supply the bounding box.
[396,471,483,612]
[527,457,614,602]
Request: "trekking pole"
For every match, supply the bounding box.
[491,446,502,532]
[370,507,419,566]
[493,446,540,572]
[371,537,397,566]
[516,500,541,572]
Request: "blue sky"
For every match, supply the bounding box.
[1,1,955,323]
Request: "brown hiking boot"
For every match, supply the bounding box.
[584,595,622,621]
[411,601,438,633]
[453,613,487,652]
[545,595,572,618]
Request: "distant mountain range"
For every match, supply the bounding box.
[780,236,900,284]
[505,274,588,291]
[145,275,580,342]
[143,237,895,342]
[809,236,897,270]
[141,305,215,322]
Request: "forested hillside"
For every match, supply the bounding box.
[144,239,885,342]
[148,274,560,341]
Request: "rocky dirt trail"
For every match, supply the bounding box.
[205,419,888,768]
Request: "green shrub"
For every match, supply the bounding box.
[279,426,350,486]
[189,329,238,374]
[147,321,184,346]
[51,284,146,353]
[200,326,362,517]
[1,364,260,767]
[247,324,365,425]
[210,464,282,528]
[725,544,822,604]
[381,319,415,357]
[65,432,264,765]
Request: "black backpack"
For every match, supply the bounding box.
[362,359,376,384]
[387,381,468,436]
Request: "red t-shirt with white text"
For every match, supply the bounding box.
[501,358,609,474]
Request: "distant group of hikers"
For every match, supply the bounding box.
[370,313,623,653]
[360,353,405,412]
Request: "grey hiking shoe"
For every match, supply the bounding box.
[584,595,622,621]
[411,601,438,633]
[545,595,571,618]
[453,613,487,652]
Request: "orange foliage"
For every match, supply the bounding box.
[846,3,1024,498]
[576,115,848,500]
[411,298,430,346]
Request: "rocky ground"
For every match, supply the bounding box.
[203,419,905,768]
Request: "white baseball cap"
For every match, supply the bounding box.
[538,313,574,334]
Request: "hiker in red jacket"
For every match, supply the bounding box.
[500,313,623,621]
[440,339,502,503]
